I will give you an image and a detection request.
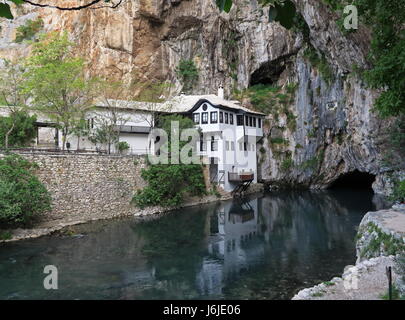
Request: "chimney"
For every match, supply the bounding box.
[217,85,224,100]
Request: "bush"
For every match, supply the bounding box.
[15,18,43,43]
[132,114,206,208]
[0,154,51,227]
[0,111,37,148]
[175,59,199,93]
[132,164,206,208]
[116,141,130,153]
[391,180,405,203]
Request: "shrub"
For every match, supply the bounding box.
[116,141,130,153]
[15,18,43,43]
[0,154,52,227]
[132,164,206,208]
[0,111,37,148]
[391,180,405,203]
[132,115,206,208]
[175,59,199,93]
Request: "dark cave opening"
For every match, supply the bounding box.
[249,59,287,86]
[328,170,376,190]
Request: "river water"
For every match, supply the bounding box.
[0,190,383,300]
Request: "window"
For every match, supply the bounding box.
[210,111,218,123]
[244,142,247,151]
[231,141,235,151]
[230,114,234,125]
[211,136,218,151]
[225,113,229,124]
[258,118,262,128]
[253,117,256,127]
[193,113,200,124]
[236,115,242,125]
[202,103,208,111]
[245,115,249,126]
[202,112,208,124]
[249,116,253,127]
[219,111,224,123]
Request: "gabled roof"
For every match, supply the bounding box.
[94,95,266,116]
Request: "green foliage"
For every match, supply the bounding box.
[359,222,405,259]
[175,59,199,93]
[395,254,405,284]
[304,46,333,85]
[22,32,97,150]
[0,154,52,227]
[132,115,206,208]
[15,18,43,43]
[0,111,37,148]
[380,285,403,300]
[281,156,294,171]
[132,164,206,208]
[216,0,233,13]
[391,180,405,203]
[116,141,130,153]
[234,83,297,123]
[0,230,12,240]
[270,137,288,145]
[353,0,405,117]
[0,3,13,19]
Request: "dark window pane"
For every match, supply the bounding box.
[210,111,218,123]
[202,112,208,124]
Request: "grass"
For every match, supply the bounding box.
[323,281,335,286]
[379,285,403,300]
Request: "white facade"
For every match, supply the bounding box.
[190,100,264,192]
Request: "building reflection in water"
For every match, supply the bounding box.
[0,190,384,300]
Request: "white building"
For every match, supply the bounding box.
[1,88,265,193]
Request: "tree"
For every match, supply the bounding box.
[87,80,133,154]
[0,59,32,148]
[22,32,98,151]
[0,111,37,148]
[132,80,174,128]
[0,154,52,227]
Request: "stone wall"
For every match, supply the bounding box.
[1,152,148,223]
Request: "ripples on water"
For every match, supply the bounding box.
[0,189,388,300]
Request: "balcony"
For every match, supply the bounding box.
[228,172,254,182]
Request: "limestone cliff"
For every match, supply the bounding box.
[0,0,403,195]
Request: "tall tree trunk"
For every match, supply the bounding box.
[5,122,15,149]
[77,135,80,151]
[62,128,67,151]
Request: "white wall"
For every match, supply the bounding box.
[193,102,263,192]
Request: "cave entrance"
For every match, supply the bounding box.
[249,59,287,86]
[328,170,376,190]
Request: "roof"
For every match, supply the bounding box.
[94,95,266,116]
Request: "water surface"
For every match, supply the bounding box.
[0,190,383,300]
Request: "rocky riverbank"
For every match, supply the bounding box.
[292,204,405,300]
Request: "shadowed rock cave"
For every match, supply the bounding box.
[250,59,287,86]
[328,170,376,190]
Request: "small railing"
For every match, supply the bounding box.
[228,172,254,182]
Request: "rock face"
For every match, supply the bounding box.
[356,206,405,263]
[0,0,402,195]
